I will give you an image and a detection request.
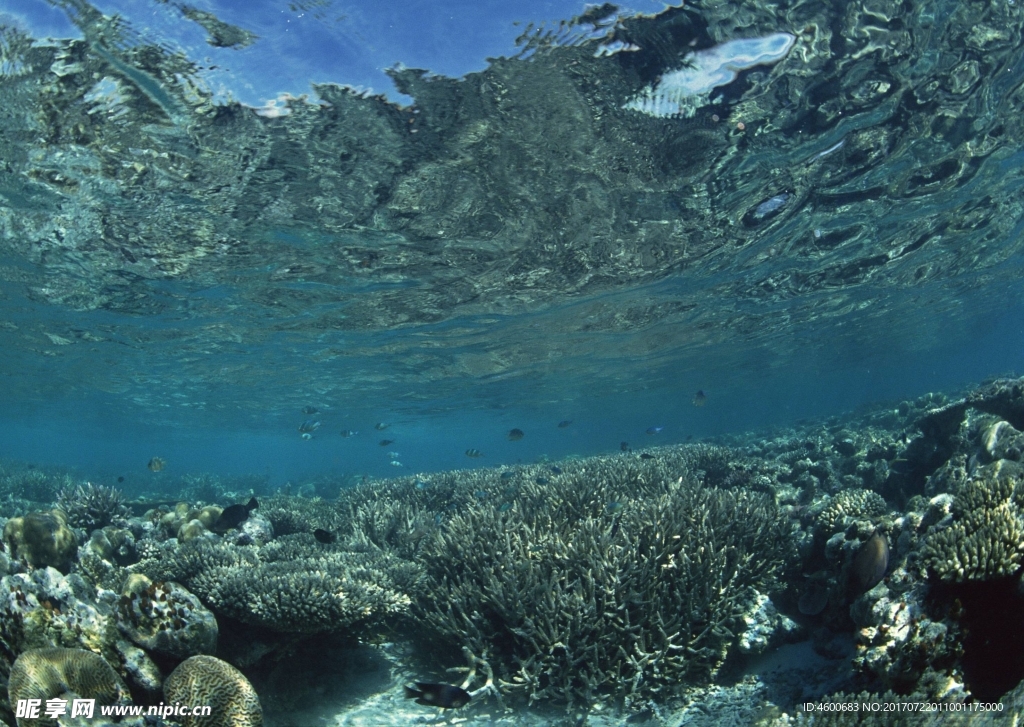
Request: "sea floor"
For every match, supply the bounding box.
[254,638,856,727]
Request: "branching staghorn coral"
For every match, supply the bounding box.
[413,475,793,711]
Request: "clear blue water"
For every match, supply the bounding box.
[4,0,1024,489]
[5,1,1024,723]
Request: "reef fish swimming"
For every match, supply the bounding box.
[852,530,889,592]
[465,449,483,458]
[213,497,259,533]
[404,682,471,709]
[692,390,707,407]
[645,426,663,435]
[557,420,573,428]
[313,528,336,544]
[507,428,525,441]
[147,457,166,472]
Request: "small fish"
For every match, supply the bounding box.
[465,449,483,458]
[606,501,624,514]
[415,479,428,489]
[508,428,525,441]
[498,502,513,512]
[298,420,321,433]
[302,406,319,415]
[889,458,912,475]
[404,682,471,709]
[390,460,404,467]
[549,466,562,475]
[535,477,549,485]
[301,433,313,440]
[212,497,259,533]
[474,490,488,499]
[117,476,124,483]
[610,514,622,539]
[313,528,336,544]
[645,426,663,435]
[620,441,630,452]
[380,439,395,446]
[639,453,654,460]
[692,390,707,407]
[387,451,401,458]
[375,422,391,430]
[340,430,358,437]
[500,471,515,481]
[557,420,573,428]
[147,457,166,472]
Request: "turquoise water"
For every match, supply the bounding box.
[4,0,1024,724]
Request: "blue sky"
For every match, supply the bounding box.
[3,0,667,108]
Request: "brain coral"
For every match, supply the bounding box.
[2,511,78,574]
[163,655,262,727]
[8,647,129,723]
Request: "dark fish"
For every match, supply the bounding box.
[117,476,124,483]
[474,490,488,499]
[557,420,573,428]
[639,453,654,460]
[500,471,515,481]
[645,426,663,435]
[549,466,562,475]
[498,502,513,512]
[620,441,630,452]
[692,390,707,407]
[404,682,471,709]
[535,477,549,485]
[213,497,259,533]
[313,528,336,544]
[302,406,319,415]
[375,422,391,430]
[298,420,321,433]
[379,439,395,446]
[147,457,166,472]
[798,583,829,616]
[508,428,525,441]
[340,430,357,437]
[610,514,622,539]
[852,531,889,592]
[465,449,483,458]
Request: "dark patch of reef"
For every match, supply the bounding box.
[7,382,1024,722]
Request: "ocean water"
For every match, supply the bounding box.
[3,0,1024,725]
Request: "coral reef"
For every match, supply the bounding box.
[163,655,263,727]
[133,536,417,635]
[8,647,130,724]
[56,483,130,532]
[0,468,63,505]
[116,577,218,658]
[3,511,78,573]
[921,461,1024,582]
[814,490,888,539]
[413,474,794,710]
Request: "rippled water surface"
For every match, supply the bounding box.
[1,0,1024,472]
